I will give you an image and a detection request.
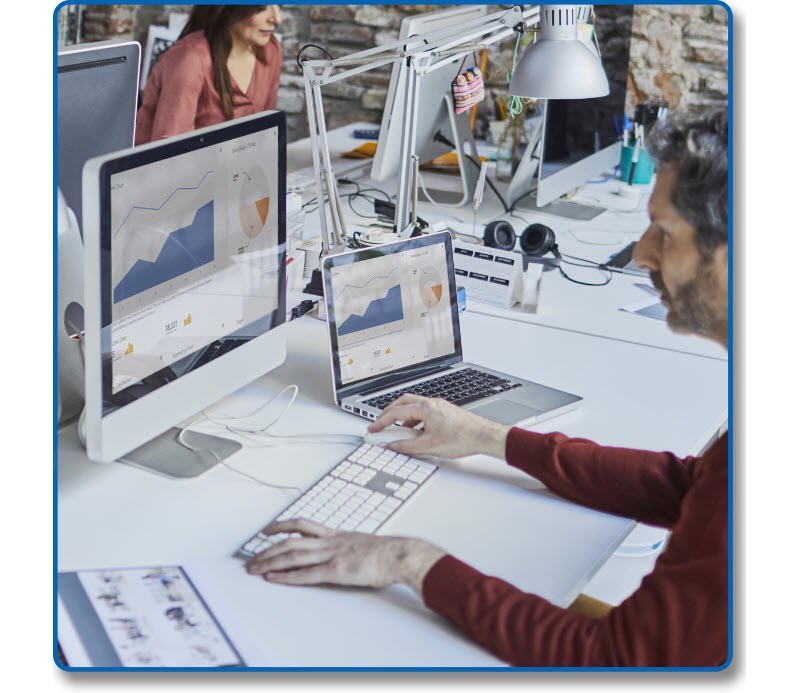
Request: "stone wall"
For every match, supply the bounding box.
[61,4,730,141]
[626,4,729,115]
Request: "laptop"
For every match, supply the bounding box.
[321,232,582,427]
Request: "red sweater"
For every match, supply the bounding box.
[421,428,728,667]
[136,31,282,145]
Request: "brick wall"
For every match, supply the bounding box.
[626,4,729,115]
[62,4,729,141]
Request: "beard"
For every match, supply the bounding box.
[650,265,725,340]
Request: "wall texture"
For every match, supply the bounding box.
[61,4,729,142]
[626,3,728,115]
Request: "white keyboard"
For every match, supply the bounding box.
[237,443,437,558]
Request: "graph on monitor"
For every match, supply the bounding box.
[114,199,215,303]
[110,168,223,311]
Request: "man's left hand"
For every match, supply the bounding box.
[245,519,446,594]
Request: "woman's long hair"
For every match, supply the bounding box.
[179,5,268,120]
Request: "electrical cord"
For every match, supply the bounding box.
[177,384,363,492]
[555,251,614,287]
[566,228,631,246]
[296,43,335,71]
[508,186,538,212]
[557,263,613,287]
[431,130,510,214]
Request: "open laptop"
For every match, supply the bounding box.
[321,232,582,427]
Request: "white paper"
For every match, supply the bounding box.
[619,295,668,322]
[73,566,243,667]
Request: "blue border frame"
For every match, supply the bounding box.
[53,0,734,673]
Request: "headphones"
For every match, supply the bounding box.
[482,220,561,268]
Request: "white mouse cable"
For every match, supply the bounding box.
[196,384,362,447]
[177,384,361,492]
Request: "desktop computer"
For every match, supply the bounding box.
[57,39,141,424]
[57,40,140,232]
[81,111,288,478]
[371,5,489,212]
[505,5,634,219]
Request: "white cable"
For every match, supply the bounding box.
[418,170,458,212]
[566,229,632,246]
[177,384,362,492]
[199,385,361,446]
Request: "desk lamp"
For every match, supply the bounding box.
[300,5,609,295]
[509,5,609,99]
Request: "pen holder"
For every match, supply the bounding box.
[618,144,655,185]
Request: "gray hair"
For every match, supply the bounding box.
[647,110,728,257]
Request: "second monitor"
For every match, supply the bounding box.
[370,5,488,209]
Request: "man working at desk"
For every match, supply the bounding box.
[246,110,730,667]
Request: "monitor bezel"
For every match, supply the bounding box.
[322,231,463,400]
[83,111,287,463]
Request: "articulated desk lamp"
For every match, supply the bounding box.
[299,5,608,294]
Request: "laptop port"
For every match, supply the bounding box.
[344,404,353,412]
[353,408,361,415]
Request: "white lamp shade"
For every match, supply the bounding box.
[509,4,609,99]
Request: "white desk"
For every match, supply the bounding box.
[58,313,726,667]
[423,179,727,361]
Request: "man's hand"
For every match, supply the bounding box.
[246,519,446,594]
[367,394,510,459]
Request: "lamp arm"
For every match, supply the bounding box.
[300,5,544,256]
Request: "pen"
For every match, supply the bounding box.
[628,140,639,185]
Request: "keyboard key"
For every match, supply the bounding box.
[356,518,381,533]
[237,444,438,557]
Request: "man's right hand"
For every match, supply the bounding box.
[367,394,510,459]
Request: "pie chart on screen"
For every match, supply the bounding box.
[418,266,444,309]
[238,166,270,239]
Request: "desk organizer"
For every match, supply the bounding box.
[618,144,655,185]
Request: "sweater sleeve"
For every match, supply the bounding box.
[506,428,698,528]
[419,434,728,666]
[422,533,727,667]
[144,43,206,142]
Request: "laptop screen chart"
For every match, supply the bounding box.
[330,243,456,386]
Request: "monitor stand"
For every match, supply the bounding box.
[119,427,242,479]
[418,94,479,207]
[514,192,606,221]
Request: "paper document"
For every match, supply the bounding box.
[619,295,668,322]
[58,566,245,668]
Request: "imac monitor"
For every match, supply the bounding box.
[58,40,140,230]
[371,5,488,207]
[82,111,287,477]
[512,5,634,219]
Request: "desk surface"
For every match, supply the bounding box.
[456,186,728,362]
[58,312,726,667]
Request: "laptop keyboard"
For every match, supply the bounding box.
[362,368,522,410]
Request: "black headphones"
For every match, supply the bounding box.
[482,220,561,268]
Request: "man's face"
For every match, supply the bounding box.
[633,165,728,346]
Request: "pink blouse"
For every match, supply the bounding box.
[135,30,282,145]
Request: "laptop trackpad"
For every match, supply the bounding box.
[469,399,541,425]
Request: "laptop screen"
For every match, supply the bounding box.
[323,232,462,392]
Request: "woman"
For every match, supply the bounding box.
[135,5,282,145]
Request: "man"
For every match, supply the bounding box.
[246,110,730,667]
